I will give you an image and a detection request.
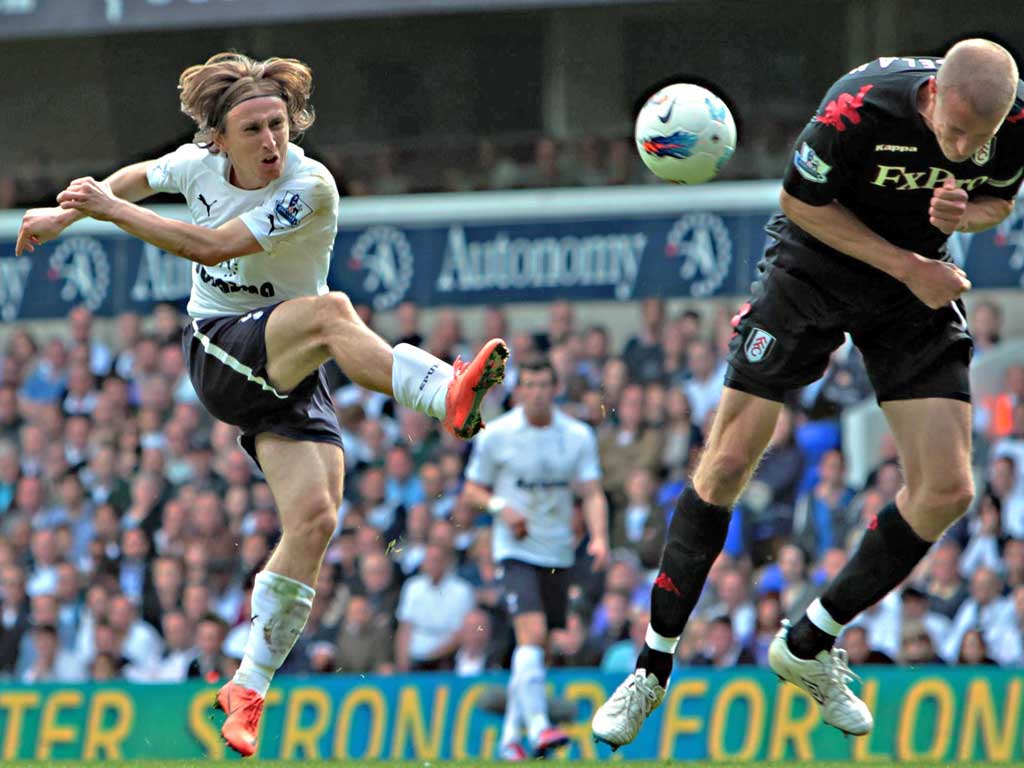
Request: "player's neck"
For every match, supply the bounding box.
[525,409,553,427]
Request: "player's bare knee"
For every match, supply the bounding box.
[313,291,356,341]
[293,499,338,547]
[696,446,755,499]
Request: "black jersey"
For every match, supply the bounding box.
[780,56,1024,262]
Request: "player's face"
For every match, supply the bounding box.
[930,86,1004,163]
[215,97,290,189]
[517,369,556,421]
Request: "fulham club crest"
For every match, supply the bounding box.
[745,328,776,363]
[972,137,995,166]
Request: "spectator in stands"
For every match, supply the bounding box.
[960,492,1005,576]
[385,445,424,509]
[898,623,944,666]
[601,606,649,674]
[958,629,998,666]
[683,340,726,428]
[21,624,83,683]
[108,593,162,669]
[744,591,783,666]
[660,389,702,481]
[21,339,67,406]
[792,449,857,560]
[334,593,392,674]
[898,586,951,656]
[943,567,1013,663]
[925,541,969,619]
[1004,538,1024,592]
[741,408,804,565]
[0,564,29,674]
[68,306,112,378]
[550,611,602,668]
[395,542,475,671]
[692,615,756,667]
[154,610,194,682]
[994,403,1024,489]
[187,613,230,682]
[611,468,666,570]
[970,299,1003,357]
[838,625,893,664]
[599,384,663,510]
[454,607,497,676]
[977,365,1024,441]
[707,568,756,644]
[623,298,666,385]
[0,441,18,515]
[990,456,1024,539]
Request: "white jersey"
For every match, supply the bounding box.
[465,406,602,568]
[146,142,339,319]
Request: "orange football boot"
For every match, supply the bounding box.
[216,681,264,757]
[443,338,509,439]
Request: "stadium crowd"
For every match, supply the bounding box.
[0,296,1022,684]
[0,128,799,210]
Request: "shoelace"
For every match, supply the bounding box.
[452,357,466,376]
[619,673,660,714]
[825,647,861,697]
[232,695,264,730]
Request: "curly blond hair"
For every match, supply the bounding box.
[178,52,315,152]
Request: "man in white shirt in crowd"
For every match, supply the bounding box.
[394,543,475,672]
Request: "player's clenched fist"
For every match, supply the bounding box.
[904,256,971,309]
[57,177,121,221]
[929,177,969,234]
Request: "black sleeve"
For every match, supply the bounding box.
[783,77,879,206]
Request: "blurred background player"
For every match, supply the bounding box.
[16,52,508,757]
[463,357,609,760]
[593,38,1023,747]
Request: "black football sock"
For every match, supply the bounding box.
[787,502,933,660]
[637,485,731,687]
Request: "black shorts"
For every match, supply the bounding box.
[498,559,571,630]
[182,303,344,465]
[726,224,972,404]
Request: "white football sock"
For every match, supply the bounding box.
[501,668,524,747]
[233,571,315,697]
[511,645,550,745]
[806,598,845,637]
[391,343,453,420]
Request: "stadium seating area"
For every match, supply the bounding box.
[0,296,1022,685]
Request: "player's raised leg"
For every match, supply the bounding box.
[774,397,972,735]
[593,387,780,749]
[217,435,344,757]
[263,292,507,438]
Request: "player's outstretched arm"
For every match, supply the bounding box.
[56,176,261,267]
[780,189,971,309]
[15,161,156,256]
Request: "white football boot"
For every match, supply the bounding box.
[591,668,666,750]
[768,620,873,736]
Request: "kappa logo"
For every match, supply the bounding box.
[239,311,265,323]
[875,144,918,152]
[348,225,415,311]
[745,328,776,363]
[814,84,874,132]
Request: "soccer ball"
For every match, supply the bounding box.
[634,83,737,184]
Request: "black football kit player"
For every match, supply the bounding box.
[727,56,1024,404]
